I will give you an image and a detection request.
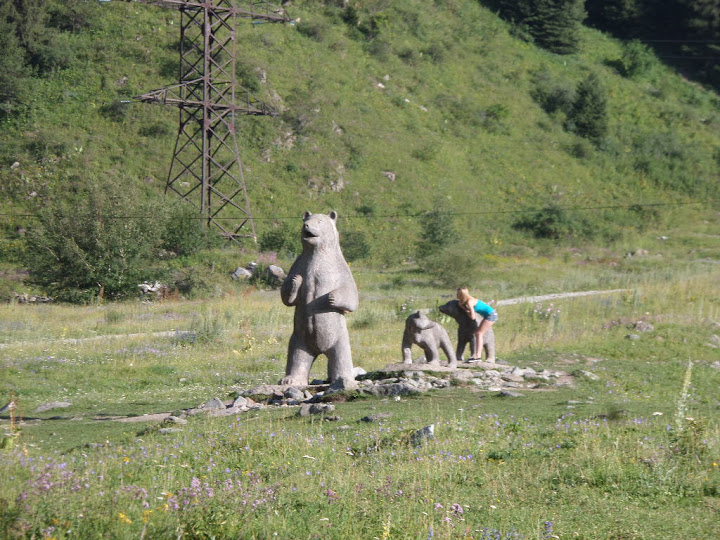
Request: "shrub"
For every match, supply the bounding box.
[531,69,575,116]
[512,204,592,240]
[341,230,371,262]
[161,200,221,257]
[22,181,161,302]
[259,223,300,258]
[617,40,657,78]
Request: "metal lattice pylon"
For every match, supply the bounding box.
[120,1,291,241]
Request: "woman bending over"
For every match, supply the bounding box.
[456,286,497,362]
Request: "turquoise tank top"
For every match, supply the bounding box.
[473,299,494,318]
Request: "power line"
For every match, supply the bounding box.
[0,199,715,222]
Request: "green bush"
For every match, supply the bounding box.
[617,40,658,78]
[341,230,371,262]
[512,204,592,240]
[22,181,161,302]
[259,223,301,258]
[161,200,221,257]
[531,69,575,116]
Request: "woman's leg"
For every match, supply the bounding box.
[473,319,495,362]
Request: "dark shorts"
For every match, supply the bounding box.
[485,311,498,323]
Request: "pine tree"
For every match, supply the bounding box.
[0,3,29,116]
[526,0,586,54]
[566,73,608,144]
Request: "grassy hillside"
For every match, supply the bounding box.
[0,0,718,293]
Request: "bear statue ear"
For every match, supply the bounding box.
[303,211,312,220]
[329,210,338,221]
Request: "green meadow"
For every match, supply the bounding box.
[1,0,720,537]
[2,236,719,538]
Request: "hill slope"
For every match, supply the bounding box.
[0,0,718,281]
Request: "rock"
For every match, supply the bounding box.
[266,265,287,287]
[573,370,600,381]
[298,403,336,417]
[158,428,183,435]
[498,390,525,398]
[283,387,306,401]
[364,382,421,398]
[327,377,358,393]
[633,321,654,332]
[410,424,435,446]
[360,412,392,423]
[625,334,641,341]
[232,396,249,409]
[201,398,225,410]
[35,402,72,413]
[231,267,253,280]
[352,367,367,379]
[163,415,187,425]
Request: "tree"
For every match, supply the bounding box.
[0,8,28,117]
[416,207,458,261]
[494,0,586,54]
[566,73,609,144]
[526,0,587,54]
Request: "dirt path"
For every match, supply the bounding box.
[495,289,631,306]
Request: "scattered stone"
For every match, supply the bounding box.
[633,321,654,333]
[284,387,306,401]
[363,382,420,398]
[163,415,187,426]
[231,266,254,280]
[232,396,249,409]
[626,334,641,341]
[573,370,600,381]
[327,377,358,393]
[410,424,435,446]
[498,390,525,398]
[352,366,367,379]
[201,398,225,410]
[265,265,287,287]
[298,403,336,417]
[35,402,72,413]
[360,412,392,423]
[158,427,183,435]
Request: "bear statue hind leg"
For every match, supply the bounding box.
[282,335,315,386]
[325,339,355,383]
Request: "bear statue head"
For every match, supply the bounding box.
[406,310,435,331]
[301,211,340,251]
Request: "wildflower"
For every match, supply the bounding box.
[117,512,133,524]
[450,503,464,516]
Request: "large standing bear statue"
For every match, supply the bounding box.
[439,300,496,363]
[280,211,359,386]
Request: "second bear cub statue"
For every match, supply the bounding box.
[402,311,456,368]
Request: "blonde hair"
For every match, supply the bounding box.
[456,287,472,305]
